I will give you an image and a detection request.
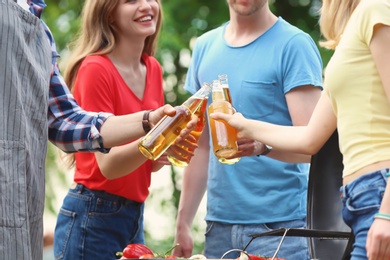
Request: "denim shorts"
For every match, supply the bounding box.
[204,219,309,260]
[53,184,145,260]
[341,168,389,260]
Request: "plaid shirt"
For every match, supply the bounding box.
[30,0,112,153]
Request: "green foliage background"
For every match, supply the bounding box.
[43,0,333,254]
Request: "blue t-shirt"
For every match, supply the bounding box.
[185,17,323,223]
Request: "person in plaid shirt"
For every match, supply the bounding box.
[0,1,196,259]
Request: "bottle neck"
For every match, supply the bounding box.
[183,84,212,112]
[212,86,230,103]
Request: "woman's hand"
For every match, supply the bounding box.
[168,133,198,164]
[176,114,199,143]
[366,218,390,259]
[149,105,177,126]
[209,112,249,139]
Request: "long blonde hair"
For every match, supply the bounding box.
[64,0,163,91]
[319,0,360,50]
[62,0,163,168]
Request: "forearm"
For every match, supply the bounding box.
[266,149,312,163]
[100,112,145,148]
[176,135,209,230]
[243,120,317,154]
[151,161,166,172]
[100,105,179,149]
[95,140,148,179]
[176,168,207,229]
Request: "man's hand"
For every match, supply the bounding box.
[232,139,265,157]
[176,114,198,143]
[149,105,177,126]
[173,226,194,258]
[168,134,198,164]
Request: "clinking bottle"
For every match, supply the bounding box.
[167,88,209,167]
[208,78,238,160]
[216,74,241,165]
[138,82,212,161]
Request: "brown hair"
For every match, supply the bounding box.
[64,0,163,91]
[62,0,163,167]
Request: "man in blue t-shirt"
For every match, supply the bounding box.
[173,1,323,260]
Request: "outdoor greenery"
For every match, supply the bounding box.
[42,0,334,254]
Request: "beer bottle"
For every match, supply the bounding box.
[208,79,238,160]
[167,87,209,167]
[217,74,241,165]
[138,82,212,161]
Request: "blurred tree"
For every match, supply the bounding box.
[42,0,333,254]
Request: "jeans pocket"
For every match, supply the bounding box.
[91,197,122,216]
[204,221,215,236]
[264,218,306,231]
[343,186,384,227]
[345,187,384,213]
[54,208,76,260]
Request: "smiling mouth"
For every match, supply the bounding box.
[136,16,153,22]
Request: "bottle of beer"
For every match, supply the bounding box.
[138,82,212,161]
[218,74,233,103]
[167,85,209,167]
[217,74,241,165]
[208,78,238,161]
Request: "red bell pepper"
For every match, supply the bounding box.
[116,244,154,259]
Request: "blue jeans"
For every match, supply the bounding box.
[54,184,145,260]
[204,219,309,260]
[341,168,389,260]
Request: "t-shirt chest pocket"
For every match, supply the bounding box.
[236,81,276,119]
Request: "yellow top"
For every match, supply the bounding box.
[324,0,390,177]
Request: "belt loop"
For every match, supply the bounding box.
[77,183,84,194]
[340,185,346,199]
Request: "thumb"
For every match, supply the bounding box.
[210,112,229,121]
[162,104,177,116]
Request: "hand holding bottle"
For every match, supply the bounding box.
[167,85,209,167]
[145,106,199,145]
[209,111,247,139]
[148,104,178,125]
[167,134,198,165]
[208,77,239,162]
[138,83,212,161]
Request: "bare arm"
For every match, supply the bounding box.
[265,85,321,162]
[173,125,210,257]
[95,140,148,179]
[96,106,198,179]
[365,24,390,260]
[225,85,322,163]
[210,91,337,155]
[99,105,177,148]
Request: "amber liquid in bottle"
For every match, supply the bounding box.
[217,74,241,164]
[208,100,238,158]
[138,99,203,160]
[208,79,238,159]
[139,83,211,161]
[167,99,208,167]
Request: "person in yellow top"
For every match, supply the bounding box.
[210,0,390,259]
